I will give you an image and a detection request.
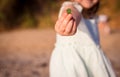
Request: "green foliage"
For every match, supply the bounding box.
[0,0,120,31]
[0,0,60,31]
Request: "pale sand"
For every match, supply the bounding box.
[0,29,119,77]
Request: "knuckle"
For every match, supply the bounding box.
[65,29,71,34]
[59,32,66,36]
[64,31,70,35]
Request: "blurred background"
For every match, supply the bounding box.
[0,0,120,77]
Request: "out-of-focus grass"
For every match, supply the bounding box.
[0,0,60,31]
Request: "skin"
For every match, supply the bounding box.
[75,0,98,9]
[55,0,98,36]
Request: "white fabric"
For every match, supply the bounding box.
[50,1,116,77]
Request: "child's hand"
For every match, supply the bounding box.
[55,6,81,36]
[55,13,76,36]
[55,12,77,36]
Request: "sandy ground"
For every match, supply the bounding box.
[0,28,120,77]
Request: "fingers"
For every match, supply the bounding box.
[64,20,77,36]
[59,14,73,32]
[55,13,67,31]
[55,13,73,33]
[71,20,77,35]
[64,19,74,34]
[55,13,77,36]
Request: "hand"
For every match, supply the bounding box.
[55,13,77,36]
[55,6,81,36]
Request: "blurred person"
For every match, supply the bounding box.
[50,0,116,77]
[98,14,111,35]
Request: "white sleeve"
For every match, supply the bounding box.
[58,1,83,18]
[73,2,83,13]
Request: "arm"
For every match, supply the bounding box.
[55,2,82,36]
